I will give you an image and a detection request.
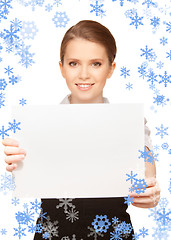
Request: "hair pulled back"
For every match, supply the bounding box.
[60,20,117,66]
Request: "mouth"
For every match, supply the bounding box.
[75,83,95,91]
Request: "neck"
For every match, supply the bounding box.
[69,94,104,104]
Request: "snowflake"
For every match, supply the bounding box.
[159,198,168,209]
[146,69,158,85]
[0,92,5,108]
[150,16,160,28]
[165,21,171,33]
[87,226,104,239]
[56,198,75,212]
[19,21,38,39]
[153,94,169,107]
[155,124,168,139]
[115,221,133,236]
[166,50,171,60]
[156,61,164,69]
[45,3,53,11]
[41,216,59,239]
[138,63,147,79]
[0,172,16,194]
[13,224,26,239]
[38,208,48,222]
[160,37,168,46]
[0,228,7,235]
[52,11,70,27]
[17,0,45,11]
[110,230,122,240]
[3,24,19,44]
[0,125,9,139]
[161,142,169,150]
[30,199,41,214]
[8,119,21,133]
[4,65,13,75]
[158,71,171,87]
[90,1,106,18]
[92,215,111,233]
[129,12,143,29]
[65,208,79,223]
[53,0,62,7]
[142,0,156,8]
[138,147,156,164]
[126,170,138,184]
[19,98,27,106]
[124,195,134,206]
[152,226,169,239]
[157,208,171,226]
[120,66,130,78]
[125,8,137,18]
[35,223,43,233]
[16,42,35,68]
[0,0,12,15]
[15,208,35,225]
[9,75,19,85]
[10,18,22,31]
[12,197,20,206]
[112,216,120,225]
[131,178,148,194]
[138,227,148,237]
[126,82,133,90]
[132,233,139,240]
[0,78,7,90]
[140,45,156,62]
[28,223,37,233]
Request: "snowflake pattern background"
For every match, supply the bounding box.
[0,0,171,239]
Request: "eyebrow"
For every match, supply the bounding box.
[66,58,104,61]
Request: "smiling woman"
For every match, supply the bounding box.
[2,19,160,240]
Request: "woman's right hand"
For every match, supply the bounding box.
[2,137,26,172]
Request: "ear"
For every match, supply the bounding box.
[59,60,66,79]
[107,62,116,79]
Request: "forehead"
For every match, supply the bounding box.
[64,38,108,60]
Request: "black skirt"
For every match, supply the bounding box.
[33,197,134,239]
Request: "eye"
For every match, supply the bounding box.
[69,62,78,67]
[92,62,102,67]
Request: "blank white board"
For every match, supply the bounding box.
[11,103,144,198]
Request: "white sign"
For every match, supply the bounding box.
[11,103,144,198]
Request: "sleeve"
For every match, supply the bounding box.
[144,117,154,151]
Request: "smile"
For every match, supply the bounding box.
[75,83,95,91]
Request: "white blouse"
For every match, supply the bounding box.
[60,94,154,151]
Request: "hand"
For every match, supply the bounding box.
[129,177,161,208]
[2,137,26,172]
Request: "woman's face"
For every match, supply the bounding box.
[59,38,116,104]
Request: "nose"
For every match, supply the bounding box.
[79,65,90,80]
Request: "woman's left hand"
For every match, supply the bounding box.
[129,177,161,208]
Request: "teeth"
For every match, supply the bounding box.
[78,84,91,88]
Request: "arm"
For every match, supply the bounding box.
[129,122,161,208]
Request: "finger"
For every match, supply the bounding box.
[2,137,20,147]
[6,163,17,172]
[5,154,25,164]
[131,202,156,208]
[130,185,160,197]
[145,177,157,187]
[132,195,160,204]
[4,146,26,156]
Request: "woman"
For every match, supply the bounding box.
[3,20,160,239]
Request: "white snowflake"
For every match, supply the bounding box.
[56,198,75,212]
[65,208,79,223]
[19,21,38,40]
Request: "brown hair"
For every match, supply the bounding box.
[60,20,117,66]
